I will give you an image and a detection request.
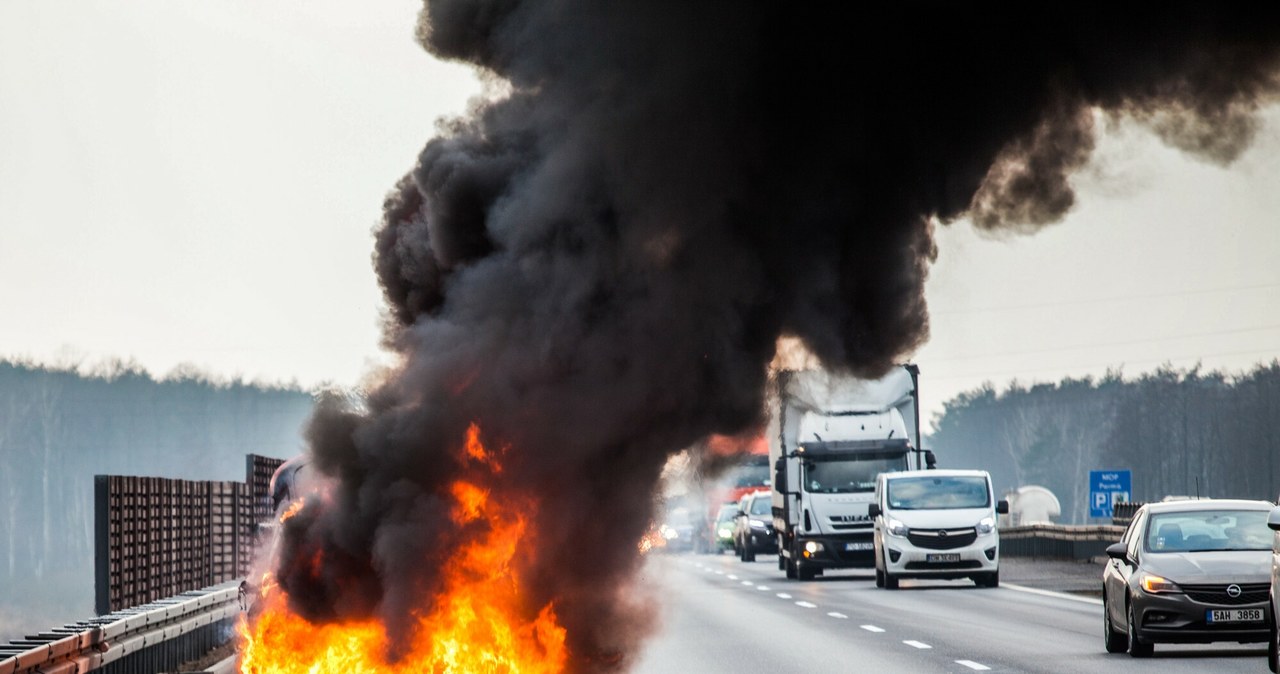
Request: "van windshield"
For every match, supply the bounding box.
[886,476,990,509]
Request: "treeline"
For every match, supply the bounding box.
[0,359,314,639]
[929,362,1280,524]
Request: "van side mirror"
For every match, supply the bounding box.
[996,499,1009,515]
[1105,542,1129,561]
[868,504,881,518]
[1268,506,1280,531]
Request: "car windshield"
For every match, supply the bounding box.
[716,506,737,523]
[803,453,906,493]
[886,476,990,509]
[732,462,771,488]
[1145,509,1272,552]
[749,497,772,516]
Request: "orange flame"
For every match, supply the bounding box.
[239,423,567,673]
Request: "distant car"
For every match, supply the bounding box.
[712,504,737,554]
[658,507,696,553]
[733,490,777,562]
[1266,504,1280,672]
[1103,499,1274,658]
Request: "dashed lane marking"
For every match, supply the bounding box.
[727,575,738,580]
[827,612,848,619]
[955,661,991,671]
[903,640,932,650]
[860,625,885,633]
[776,593,793,599]
[756,586,770,591]
[715,571,725,575]
[795,601,817,608]
[741,581,753,586]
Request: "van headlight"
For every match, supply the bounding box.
[885,518,908,537]
[976,516,995,535]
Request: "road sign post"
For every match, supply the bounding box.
[1089,469,1132,520]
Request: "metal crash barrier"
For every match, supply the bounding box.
[999,523,1125,560]
[0,580,241,674]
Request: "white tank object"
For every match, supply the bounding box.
[1004,485,1061,526]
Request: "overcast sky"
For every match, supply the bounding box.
[3,2,1278,430]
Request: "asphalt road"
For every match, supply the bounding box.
[631,552,1267,674]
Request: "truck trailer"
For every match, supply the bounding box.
[769,364,930,580]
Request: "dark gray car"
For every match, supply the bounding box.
[1103,499,1274,657]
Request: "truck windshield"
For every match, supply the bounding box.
[803,454,906,494]
[887,476,990,509]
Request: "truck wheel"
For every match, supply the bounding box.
[883,572,899,590]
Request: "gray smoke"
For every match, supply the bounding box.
[275,3,1280,671]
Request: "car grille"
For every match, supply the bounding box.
[907,528,977,550]
[1180,583,1270,606]
[905,560,982,570]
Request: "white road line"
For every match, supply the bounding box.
[741,581,753,586]
[860,625,885,633]
[715,571,725,575]
[827,612,848,619]
[776,593,793,599]
[727,575,738,580]
[756,585,770,591]
[1003,582,1103,606]
[955,661,991,671]
[795,601,817,608]
[903,640,932,650]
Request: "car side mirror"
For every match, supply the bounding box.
[996,499,1009,515]
[1268,506,1280,531]
[1105,542,1129,562]
[924,450,937,469]
[737,510,746,517]
[868,504,881,518]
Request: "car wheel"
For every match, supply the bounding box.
[1127,600,1153,657]
[985,570,999,588]
[743,539,756,562]
[1103,592,1128,653]
[875,567,885,588]
[884,572,899,590]
[1268,599,1279,673]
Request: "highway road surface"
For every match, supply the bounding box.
[631,552,1266,674]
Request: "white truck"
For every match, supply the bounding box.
[768,365,931,581]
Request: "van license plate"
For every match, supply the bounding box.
[844,542,873,551]
[926,553,961,563]
[1207,609,1263,623]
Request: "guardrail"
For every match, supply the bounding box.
[999,523,1125,560]
[0,580,242,674]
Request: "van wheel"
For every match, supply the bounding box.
[797,563,815,581]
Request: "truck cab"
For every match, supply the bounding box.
[769,366,925,581]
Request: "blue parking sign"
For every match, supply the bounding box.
[1089,470,1132,518]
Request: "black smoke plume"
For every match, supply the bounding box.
[276,3,1280,670]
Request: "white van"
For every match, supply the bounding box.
[869,469,1008,589]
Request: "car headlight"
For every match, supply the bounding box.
[660,525,678,540]
[976,516,995,535]
[749,518,767,529]
[1140,573,1182,594]
[718,527,732,538]
[886,517,908,537]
